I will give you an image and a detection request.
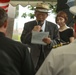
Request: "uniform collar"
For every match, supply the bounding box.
[0,32,5,37]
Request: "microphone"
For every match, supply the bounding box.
[38,20,43,26]
[37,20,43,32]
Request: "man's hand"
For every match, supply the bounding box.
[32,25,41,32]
[42,37,51,44]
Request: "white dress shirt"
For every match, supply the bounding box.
[41,21,46,32]
[37,20,46,32]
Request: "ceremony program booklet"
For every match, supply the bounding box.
[31,31,49,45]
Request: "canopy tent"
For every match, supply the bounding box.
[0,0,75,18]
[0,0,76,13]
[10,0,57,6]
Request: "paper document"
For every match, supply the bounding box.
[31,31,49,45]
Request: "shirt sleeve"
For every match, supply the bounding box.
[21,23,32,44]
[69,28,74,37]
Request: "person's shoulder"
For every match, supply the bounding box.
[25,20,36,24]
[46,21,56,24]
[51,42,75,56]
[13,40,27,48]
[66,27,74,31]
[11,39,29,53]
[6,37,27,49]
[24,20,36,27]
[46,21,57,26]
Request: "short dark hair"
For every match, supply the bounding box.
[55,11,68,23]
[0,7,8,27]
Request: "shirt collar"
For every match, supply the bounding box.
[36,20,46,32]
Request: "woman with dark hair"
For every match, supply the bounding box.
[55,11,74,44]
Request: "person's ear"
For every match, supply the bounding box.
[47,13,48,16]
[45,13,48,18]
[47,13,48,17]
[4,20,7,28]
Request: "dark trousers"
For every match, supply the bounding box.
[35,45,45,72]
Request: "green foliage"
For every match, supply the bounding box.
[28,5,35,10]
[21,13,27,18]
[49,3,57,14]
[21,4,57,18]
[15,5,19,18]
[28,13,34,18]
[12,34,20,41]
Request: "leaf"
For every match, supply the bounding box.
[21,13,27,18]
[28,13,35,18]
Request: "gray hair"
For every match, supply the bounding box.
[0,7,8,27]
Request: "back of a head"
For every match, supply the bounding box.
[0,7,8,27]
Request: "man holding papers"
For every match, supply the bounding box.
[21,3,60,72]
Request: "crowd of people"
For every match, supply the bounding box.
[0,2,76,75]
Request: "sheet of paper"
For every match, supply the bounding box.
[31,31,49,45]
